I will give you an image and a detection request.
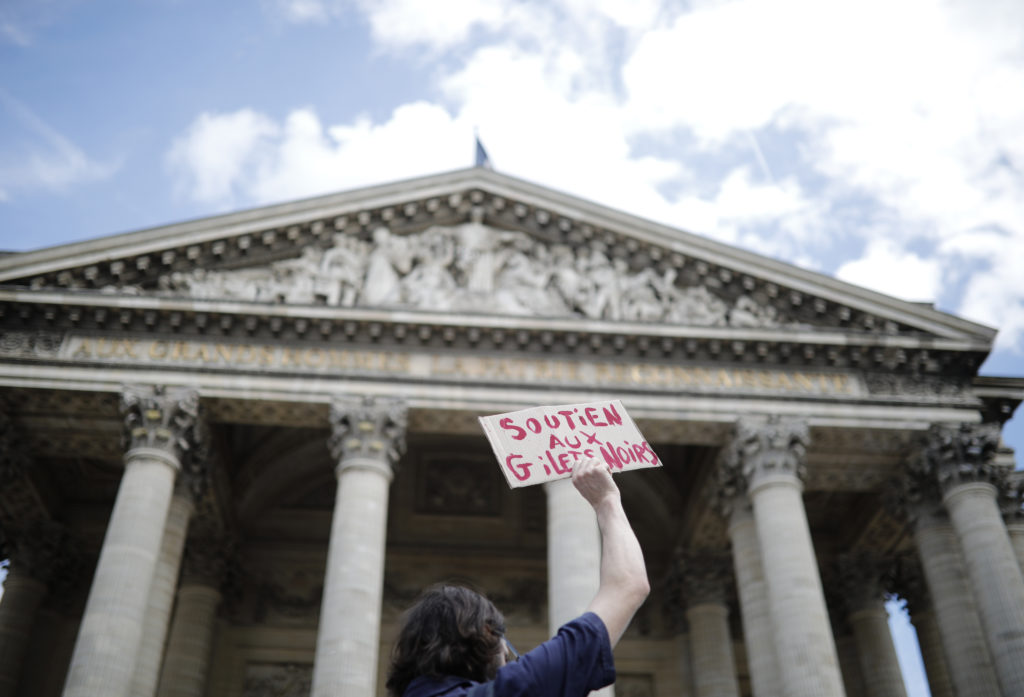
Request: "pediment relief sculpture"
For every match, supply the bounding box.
[156,222,794,329]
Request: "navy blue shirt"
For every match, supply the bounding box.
[403,612,616,697]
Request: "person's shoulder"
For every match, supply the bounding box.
[404,675,474,697]
[562,611,611,640]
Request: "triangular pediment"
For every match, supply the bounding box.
[0,168,996,346]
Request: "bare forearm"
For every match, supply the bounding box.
[586,495,650,645]
[596,497,649,598]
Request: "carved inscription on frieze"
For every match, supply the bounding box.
[55,335,862,396]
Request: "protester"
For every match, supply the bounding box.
[386,456,649,697]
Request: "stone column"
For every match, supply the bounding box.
[726,500,781,697]
[0,520,75,696]
[0,566,47,695]
[1004,476,1024,573]
[62,385,201,697]
[1007,520,1024,573]
[546,476,612,697]
[131,483,198,697]
[910,610,952,697]
[889,555,953,697]
[311,395,406,697]
[679,552,740,697]
[673,633,696,697]
[834,635,867,697]
[919,423,1024,695]
[838,555,906,697]
[906,501,999,697]
[545,476,601,632]
[722,416,844,697]
[155,537,227,697]
[942,481,1024,694]
[822,578,867,697]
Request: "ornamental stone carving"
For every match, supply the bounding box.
[0,331,63,359]
[1,518,81,587]
[121,385,204,468]
[909,422,1004,491]
[676,550,734,606]
[159,223,791,328]
[243,663,312,697]
[1001,472,1024,522]
[886,553,930,616]
[327,395,407,470]
[720,415,810,490]
[836,553,891,613]
[181,534,232,587]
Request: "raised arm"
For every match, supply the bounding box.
[572,457,650,647]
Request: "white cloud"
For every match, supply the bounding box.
[172,0,1024,359]
[0,20,31,46]
[167,109,280,205]
[358,0,512,50]
[942,229,1024,351]
[0,88,117,198]
[277,0,332,23]
[835,238,942,303]
[168,102,479,207]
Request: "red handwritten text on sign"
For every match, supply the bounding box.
[479,400,661,488]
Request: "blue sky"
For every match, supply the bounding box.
[3,1,1024,693]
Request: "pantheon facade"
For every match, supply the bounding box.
[0,168,1022,697]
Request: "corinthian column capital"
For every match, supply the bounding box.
[836,553,892,614]
[121,385,203,467]
[912,422,1003,492]
[328,395,407,477]
[678,550,734,607]
[1000,471,1024,523]
[721,415,810,492]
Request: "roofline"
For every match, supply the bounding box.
[0,166,997,343]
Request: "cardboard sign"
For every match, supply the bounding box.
[479,399,661,488]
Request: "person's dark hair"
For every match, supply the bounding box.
[386,584,506,697]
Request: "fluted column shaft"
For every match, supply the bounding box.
[62,449,180,697]
[848,603,907,697]
[727,504,781,697]
[546,477,611,697]
[62,385,200,697]
[132,491,194,697]
[546,477,601,632]
[749,471,845,697]
[942,481,1024,695]
[155,584,221,697]
[312,459,392,697]
[834,635,867,697]
[1006,520,1024,575]
[311,396,405,697]
[0,566,47,695]
[674,633,695,697]
[685,603,740,697]
[908,608,953,697]
[911,509,999,697]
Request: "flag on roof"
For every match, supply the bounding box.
[475,136,492,169]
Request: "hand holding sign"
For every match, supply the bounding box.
[479,399,661,488]
[572,455,620,506]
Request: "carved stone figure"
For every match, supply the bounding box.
[363,227,411,307]
[156,222,792,329]
[401,227,457,311]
